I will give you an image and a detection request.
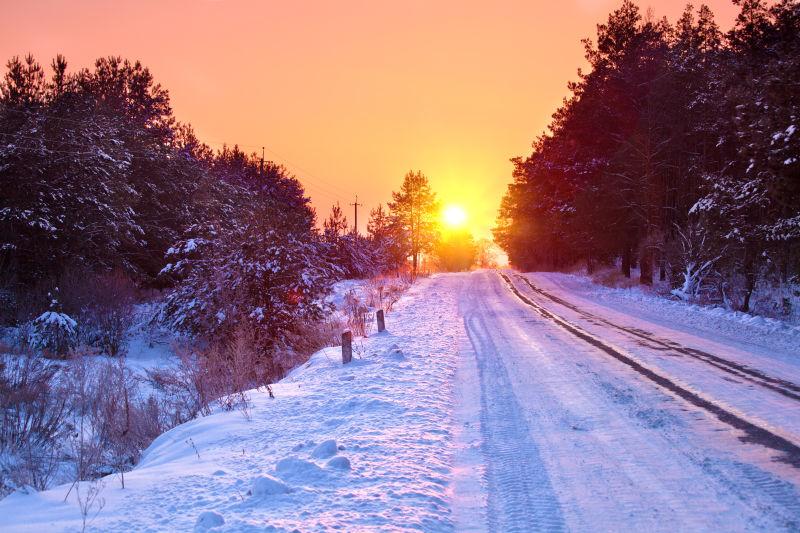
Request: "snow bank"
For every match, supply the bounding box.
[0,275,462,532]
[529,272,800,355]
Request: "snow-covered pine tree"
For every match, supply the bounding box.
[160,150,340,369]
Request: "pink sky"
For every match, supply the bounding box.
[0,0,740,236]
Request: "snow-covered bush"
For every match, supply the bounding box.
[0,353,67,496]
[343,289,372,338]
[275,316,346,373]
[667,220,724,302]
[1,349,205,497]
[590,267,639,290]
[59,355,169,487]
[27,310,77,358]
[145,345,214,425]
[365,275,410,313]
[202,327,262,415]
[146,331,259,421]
[83,273,136,357]
[52,269,138,356]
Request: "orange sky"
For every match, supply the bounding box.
[0,0,740,237]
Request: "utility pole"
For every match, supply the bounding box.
[350,195,362,236]
[260,147,265,177]
[410,184,416,279]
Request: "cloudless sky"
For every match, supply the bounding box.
[0,0,740,237]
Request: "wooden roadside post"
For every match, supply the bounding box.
[376,309,386,333]
[342,331,353,364]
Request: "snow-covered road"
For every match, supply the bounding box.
[458,270,800,531]
[3,270,800,531]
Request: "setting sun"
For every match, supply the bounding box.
[442,204,468,228]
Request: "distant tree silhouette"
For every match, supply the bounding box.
[388,171,440,278]
[435,230,476,272]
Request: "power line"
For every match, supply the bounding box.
[201,139,350,201]
[261,145,350,196]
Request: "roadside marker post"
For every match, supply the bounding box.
[376,310,386,333]
[342,331,353,364]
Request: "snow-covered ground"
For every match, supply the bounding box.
[0,275,465,532]
[3,270,800,531]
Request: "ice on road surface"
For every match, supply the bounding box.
[3,271,800,531]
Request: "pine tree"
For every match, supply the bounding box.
[368,204,402,271]
[323,202,348,242]
[388,171,440,277]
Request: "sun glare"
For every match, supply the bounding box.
[442,204,468,228]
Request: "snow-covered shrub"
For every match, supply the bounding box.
[90,358,161,485]
[162,226,338,357]
[146,318,343,422]
[667,220,724,302]
[146,343,214,424]
[56,269,137,356]
[146,331,260,420]
[60,355,166,487]
[0,353,68,496]
[731,273,800,321]
[275,316,346,375]
[590,267,638,289]
[382,286,403,313]
[27,310,77,358]
[365,274,411,313]
[204,327,261,415]
[84,273,136,356]
[343,290,372,338]
[365,277,387,309]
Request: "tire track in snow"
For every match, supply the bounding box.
[499,271,800,469]
[462,280,565,532]
[515,274,800,402]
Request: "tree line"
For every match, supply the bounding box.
[0,53,481,363]
[494,0,799,315]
